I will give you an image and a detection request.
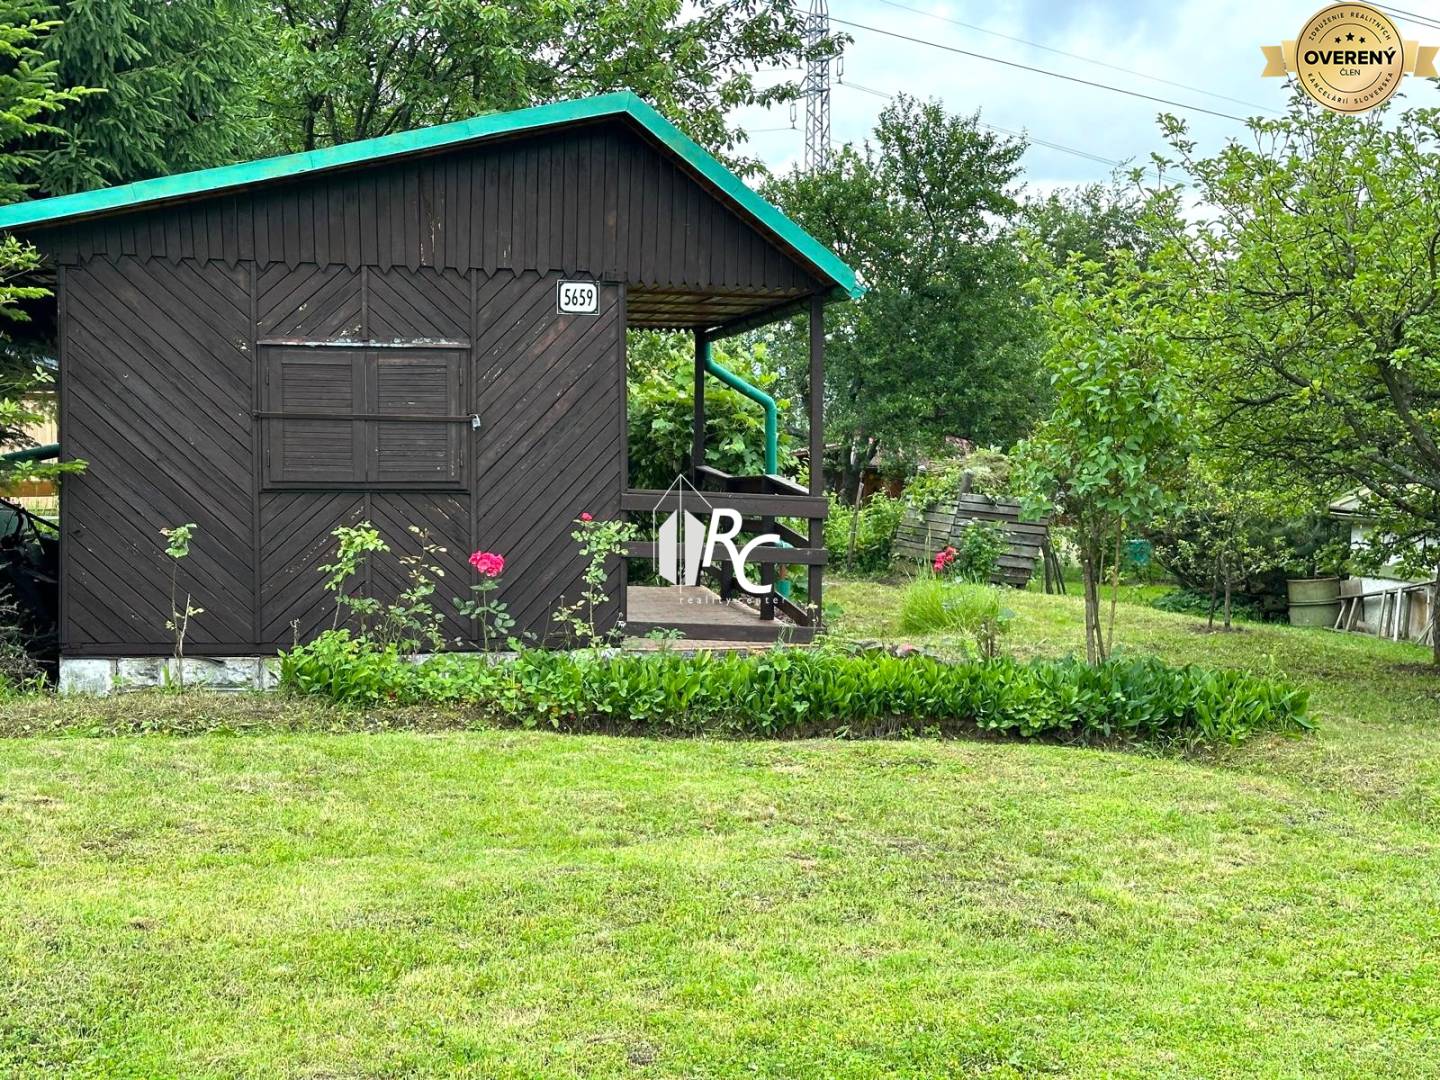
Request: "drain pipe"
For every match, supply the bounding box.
[701,339,778,475]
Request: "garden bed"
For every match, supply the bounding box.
[278,633,1310,746]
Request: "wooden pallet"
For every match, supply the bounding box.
[893,493,1049,588]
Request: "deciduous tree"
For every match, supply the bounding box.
[766,95,1041,502]
[1014,250,1188,662]
[255,0,837,167]
[1148,96,1440,661]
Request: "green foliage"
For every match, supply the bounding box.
[0,1,93,202]
[903,448,1014,510]
[1147,470,1349,626]
[377,526,448,654]
[627,332,798,488]
[0,6,89,476]
[1151,588,1264,624]
[1148,96,1440,657]
[313,522,454,653]
[1022,180,1152,269]
[279,638,1310,746]
[550,513,635,650]
[943,521,1008,584]
[160,522,195,560]
[0,361,84,487]
[765,95,1043,480]
[27,0,259,197]
[253,0,837,168]
[823,491,903,573]
[318,523,387,634]
[1014,248,1189,661]
[277,627,411,705]
[159,522,201,689]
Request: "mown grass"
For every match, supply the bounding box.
[829,579,1440,828]
[0,581,1437,1077]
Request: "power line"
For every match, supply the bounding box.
[830,16,1253,123]
[1374,4,1440,31]
[838,80,1125,168]
[863,0,1279,114]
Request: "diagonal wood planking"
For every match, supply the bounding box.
[471,271,623,644]
[258,491,366,643]
[368,267,469,342]
[63,257,255,647]
[367,493,474,645]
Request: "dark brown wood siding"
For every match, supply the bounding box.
[38,122,817,296]
[61,259,622,654]
[48,118,805,654]
[61,257,255,651]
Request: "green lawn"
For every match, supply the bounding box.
[1,582,1438,1077]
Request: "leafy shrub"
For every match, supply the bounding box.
[903,447,1015,510]
[279,633,1311,746]
[277,628,412,704]
[823,491,905,573]
[627,332,799,489]
[943,521,1009,583]
[1151,588,1264,623]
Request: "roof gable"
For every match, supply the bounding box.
[0,92,859,299]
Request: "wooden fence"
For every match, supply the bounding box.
[893,493,1050,588]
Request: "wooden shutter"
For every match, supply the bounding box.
[371,350,463,485]
[262,344,465,490]
[266,348,364,485]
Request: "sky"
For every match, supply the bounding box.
[729,0,1440,197]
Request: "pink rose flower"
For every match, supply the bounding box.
[469,550,505,577]
[579,512,593,522]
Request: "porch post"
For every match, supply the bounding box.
[692,329,706,481]
[808,295,825,624]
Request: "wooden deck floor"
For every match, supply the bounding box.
[624,585,811,644]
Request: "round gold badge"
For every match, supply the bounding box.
[1294,3,1405,113]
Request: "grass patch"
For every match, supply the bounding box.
[2,728,1438,1076]
[897,577,1002,635]
[0,581,1436,1075]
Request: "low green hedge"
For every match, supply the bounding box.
[280,632,1311,745]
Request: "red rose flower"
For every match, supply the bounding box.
[468,550,505,577]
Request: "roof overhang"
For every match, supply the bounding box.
[0,92,861,305]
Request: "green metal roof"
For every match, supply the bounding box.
[0,91,860,299]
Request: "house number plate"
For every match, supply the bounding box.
[557,280,599,314]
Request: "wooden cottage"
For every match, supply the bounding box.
[0,93,859,682]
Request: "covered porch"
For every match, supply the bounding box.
[621,293,832,645]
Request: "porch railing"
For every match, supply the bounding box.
[621,465,827,629]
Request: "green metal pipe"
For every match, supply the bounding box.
[701,340,777,475]
[0,442,59,464]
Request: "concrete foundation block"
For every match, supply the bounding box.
[116,657,169,691]
[59,658,117,695]
[61,655,279,694]
[179,657,261,690]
